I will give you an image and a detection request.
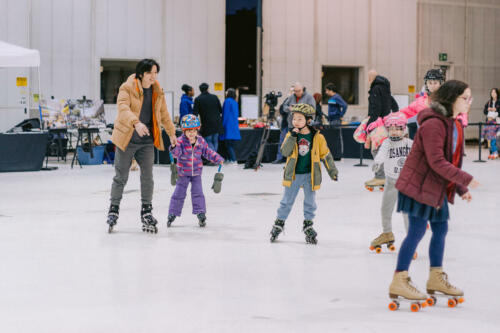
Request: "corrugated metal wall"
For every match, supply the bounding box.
[418,0,500,127]
[262,0,418,119]
[0,0,225,131]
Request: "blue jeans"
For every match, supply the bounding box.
[204,134,219,152]
[277,173,317,221]
[491,138,498,153]
[225,140,237,162]
[275,128,288,161]
[396,215,448,271]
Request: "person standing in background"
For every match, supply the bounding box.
[179,84,194,123]
[220,88,241,163]
[325,83,348,160]
[272,85,295,164]
[193,83,224,153]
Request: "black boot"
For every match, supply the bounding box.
[197,213,206,227]
[141,204,158,233]
[167,214,176,228]
[303,220,317,244]
[107,204,119,233]
[270,218,285,242]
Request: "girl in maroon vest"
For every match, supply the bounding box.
[387,80,480,310]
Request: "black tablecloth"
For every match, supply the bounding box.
[0,132,49,172]
[154,126,371,164]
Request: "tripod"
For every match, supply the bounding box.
[254,106,277,170]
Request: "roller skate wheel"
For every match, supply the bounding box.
[388,244,396,252]
[388,301,399,311]
[108,226,113,233]
[421,301,427,308]
[457,297,465,304]
[270,236,276,243]
[369,246,375,251]
[410,303,420,312]
[426,296,436,306]
[366,186,374,192]
[447,298,457,308]
[379,187,384,192]
[375,247,382,254]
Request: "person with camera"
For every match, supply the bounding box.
[272,86,295,164]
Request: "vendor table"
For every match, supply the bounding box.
[154,126,371,164]
[0,132,49,172]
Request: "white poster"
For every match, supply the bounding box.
[241,95,259,119]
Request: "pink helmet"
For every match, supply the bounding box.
[385,112,407,128]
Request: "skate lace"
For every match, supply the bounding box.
[406,277,421,294]
[440,272,454,289]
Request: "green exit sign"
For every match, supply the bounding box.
[439,53,448,62]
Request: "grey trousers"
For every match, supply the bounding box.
[371,147,385,179]
[381,177,409,233]
[110,142,155,206]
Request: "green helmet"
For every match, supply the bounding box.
[290,103,315,119]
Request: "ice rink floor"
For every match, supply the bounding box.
[1,149,499,333]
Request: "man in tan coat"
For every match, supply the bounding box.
[107,59,177,233]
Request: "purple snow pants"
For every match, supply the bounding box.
[168,175,206,216]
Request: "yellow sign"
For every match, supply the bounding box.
[214,82,223,91]
[33,94,39,102]
[17,77,28,87]
[408,85,415,93]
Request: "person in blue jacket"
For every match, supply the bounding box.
[325,83,348,160]
[179,84,194,124]
[220,88,241,163]
[325,83,348,124]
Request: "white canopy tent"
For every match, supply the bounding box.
[0,41,42,129]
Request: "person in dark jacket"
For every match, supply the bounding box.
[388,80,479,303]
[325,83,348,160]
[179,84,194,123]
[365,70,399,186]
[220,88,241,163]
[483,87,500,119]
[193,83,224,152]
[325,83,348,124]
[272,85,295,164]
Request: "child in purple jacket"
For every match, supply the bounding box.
[167,114,224,227]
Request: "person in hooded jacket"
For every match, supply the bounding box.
[388,80,479,306]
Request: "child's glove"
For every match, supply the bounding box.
[212,172,224,193]
[328,166,338,181]
[170,162,178,186]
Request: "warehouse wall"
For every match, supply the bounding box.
[0,0,225,131]
[262,0,418,120]
[418,0,500,133]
